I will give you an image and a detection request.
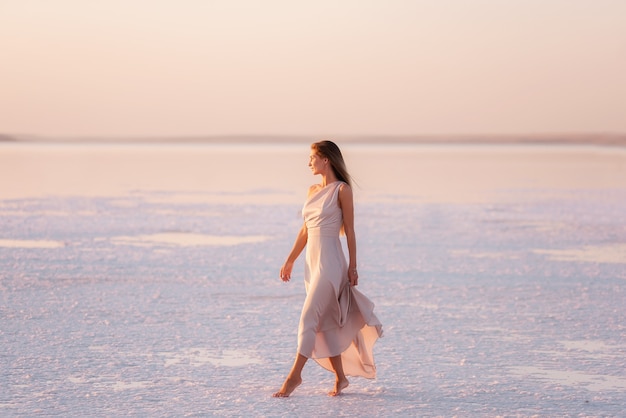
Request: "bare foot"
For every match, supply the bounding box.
[328,378,349,396]
[272,377,302,398]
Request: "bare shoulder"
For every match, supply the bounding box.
[338,182,352,191]
[337,183,353,209]
[338,182,353,197]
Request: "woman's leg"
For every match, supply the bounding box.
[272,353,307,397]
[328,355,349,396]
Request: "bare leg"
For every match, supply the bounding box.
[328,355,349,396]
[272,353,307,397]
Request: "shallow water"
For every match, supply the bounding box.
[1,143,625,416]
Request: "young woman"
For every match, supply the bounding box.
[273,140,382,397]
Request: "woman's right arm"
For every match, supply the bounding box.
[279,222,308,282]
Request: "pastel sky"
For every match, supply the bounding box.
[1,0,625,137]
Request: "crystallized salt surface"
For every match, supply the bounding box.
[111,233,270,247]
[1,144,625,416]
[0,239,65,249]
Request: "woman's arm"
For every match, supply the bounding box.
[338,183,358,286]
[280,185,319,282]
[280,222,308,282]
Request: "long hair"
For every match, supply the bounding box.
[311,140,353,187]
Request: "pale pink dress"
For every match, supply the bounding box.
[298,181,383,378]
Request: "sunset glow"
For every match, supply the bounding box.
[1,0,625,137]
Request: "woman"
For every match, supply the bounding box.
[273,140,382,397]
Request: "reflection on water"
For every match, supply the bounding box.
[560,340,618,353]
[111,233,270,247]
[508,366,626,392]
[1,143,625,204]
[449,249,521,260]
[0,239,65,248]
[533,244,626,264]
[508,339,626,391]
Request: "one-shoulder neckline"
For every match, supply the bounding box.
[321,180,344,189]
[307,180,343,200]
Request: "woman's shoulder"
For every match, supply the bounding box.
[337,181,352,194]
[307,183,323,197]
[307,181,350,197]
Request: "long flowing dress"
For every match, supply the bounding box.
[298,180,383,378]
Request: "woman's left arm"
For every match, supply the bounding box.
[339,184,358,286]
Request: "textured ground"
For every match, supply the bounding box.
[1,144,625,416]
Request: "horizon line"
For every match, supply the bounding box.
[1,132,626,146]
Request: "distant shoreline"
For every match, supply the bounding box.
[1,133,626,146]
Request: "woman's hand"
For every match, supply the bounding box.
[280,261,294,282]
[279,223,308,283]
[348,268,358,286]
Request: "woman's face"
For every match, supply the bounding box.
[308,151,326,175]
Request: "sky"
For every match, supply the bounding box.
[1,0,625,138]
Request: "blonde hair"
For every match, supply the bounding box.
[311,140,353,187]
